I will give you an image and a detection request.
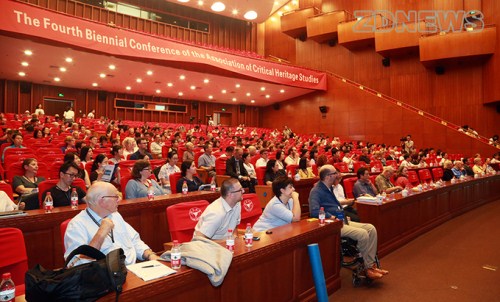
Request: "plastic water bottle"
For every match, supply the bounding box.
[0,273,15,302]
[210,177,216,191]
[147,186,154,200]
[44,192,53,213]
[170,240,181,270]
[294,172,301,181]
[225,229,235,253]
[71,188,78,210]
[181,181,188,195]
[318,207,325,226]
[244,223,253,247]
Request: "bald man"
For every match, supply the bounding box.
[64,182,159,266]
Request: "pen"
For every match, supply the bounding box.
[141,265,159,268]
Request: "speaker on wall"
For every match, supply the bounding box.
[319,106,328,113]
[382,58,391,67]
[98,91,107,101]
[239,104,246,113]
[273,103,280,110]
[435,66,445,75]
[496,103,500,113]
[192,102,199,109]
[20,82,31,94]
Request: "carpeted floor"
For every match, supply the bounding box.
[330,199,500,302]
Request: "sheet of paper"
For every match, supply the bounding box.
[127,260,176,282]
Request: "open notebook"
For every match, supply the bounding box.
[127,260,176,282]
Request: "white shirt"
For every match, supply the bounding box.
[243,162,256,178]
[63,110,75,120]
[158,163,181,192]
[194,197,241,240]
[255,157,269,168]
[285,155,298,166]
[64,208,150,266]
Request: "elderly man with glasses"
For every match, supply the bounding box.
[64,182,159,266]
[309,165,388,280]
[194,178,243,240]
[42,161,86,208]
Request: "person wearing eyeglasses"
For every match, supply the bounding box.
[129,138,152,160]
[42,161,86,208]
[125,160,163,199]
[194,178,242,240]
[64,182,159,266]
[309,165,388,280]
[253,176,301,232]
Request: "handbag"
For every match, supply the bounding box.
[25,245,127,302]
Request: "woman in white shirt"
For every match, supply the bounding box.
[34,103,45,116]
[63,106,75,123]
[242,153,257,182]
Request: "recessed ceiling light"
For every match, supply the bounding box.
[178,92,184,96]
[18,72,26,77]
[260,87,266,91]
[246,92,251,96]
[65,57,73,63]
[54,77,61,82]
[208,95,213,99]
[179,75,186,80]
[244,11,258,20]
[203,79,209,83]
[232,98,237,101]
[232,9,238,15]
[190,85,196,90]
[178,0,189,2]
[222,89,227,94]
[235,84,240,88]
[92,83,98,87]
[250,100,255,103]
[156,89,161,93]
[291,0,298,5]
[99,73,106,78]
[197,0,203,5]
[24,50,32,56]
[284,5,290,11]
[136,78,142,83]
[126,86,131,90]
[280,89,285,93]
[211,2,225,12]
[21,62,29,67]
[147,70,153,75]
[109,65,116,70]
[167,83,173,87]
[60,67,67,72]
[265,95,270,98]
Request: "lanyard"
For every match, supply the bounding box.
[86,209,114,243]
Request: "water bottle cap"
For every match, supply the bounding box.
[72,188,76,191]
[46,192,51,196]
[320,207,324,210]
[228,229,233,232]
[173,240,179,244]
[246,223,251,226]
[2,272,11,279]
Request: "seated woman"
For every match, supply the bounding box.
[264,159,285,186]
[297,157,315,179]
[89,154,120,186]
[242,153,258,185]
[472,157,490,175]
[109,145,124,165]
[12,158,46,210]
[79,146,93,169]
[332,171,359,222]
[395,166,411,188]
[176,160,203,193]
[125,160,163,199]
[442,160,455,181]
[253,176,301,232]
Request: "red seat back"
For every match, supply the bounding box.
[166,200,210,243]
[5,162,26,184]
[286,164,299,176]
[431,168,444,181]
[239,193,263,229]
[342,177,357,199]
[169,172,182,194]
[255,166,266,185]
[386,160,398,169]
[0,183,14,200]
[353,161,366,173]
[0,228,28,288]
[334,162,349,173]
[418,169,432,183]
[120,175,133,199]
[215,157,228,175]
[407,170,420,186]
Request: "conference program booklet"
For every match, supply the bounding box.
[127,260,177,281]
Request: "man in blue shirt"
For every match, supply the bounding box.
[309,165,388,280]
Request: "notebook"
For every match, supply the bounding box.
[127,260,176,282]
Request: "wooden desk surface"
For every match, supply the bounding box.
[99,219,342,302]
[356,174,500,257]
[2,191,220,268]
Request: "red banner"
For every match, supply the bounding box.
[0,1,327,90]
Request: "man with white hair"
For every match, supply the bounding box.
[64,182,159,266]
[374,166,403,194]
[309,165,388,280]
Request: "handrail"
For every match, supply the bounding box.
[325,70,498,149]
[281,6,321,17]
[420,23,496,37]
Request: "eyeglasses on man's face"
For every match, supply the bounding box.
[231,187,244,194]
[63,172,78,178]
[102,195,120,202]
[142,168,152,172]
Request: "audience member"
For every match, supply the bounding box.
[352,167,378,198]
[64,182,159,266]
[176,160,203,193]
[182,142,195,162]
[198,144,216,179]
[264,159,285,185]
[225,148,255,193]
[332,171,359,222]
[253,176,301,232]
[284,147,299,166]
[374,166,402,194]
[297,157,315,179]
[122,137,137,159]
[242,153,258,184]
[42,161,86,207]
[255,148,269,168]
[12,158,46,210]
[129,138,152,160]
[194,178,242,239]
[125,160,163,199]
[158,151,180,194]
[2,132,25,162]
[395,166,411,188]
[442,160,455,181]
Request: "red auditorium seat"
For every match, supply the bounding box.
[286,164,299,177]
[166,200,210,243]
[352,161,366,173]
[0,182,14,200]
[342,177,358,199]
[255,166,266,185]
[432,168,444,181]
[60,218,72,253]
[418,169,433,183]
[238,193,263,229]
[334,162,349,173]
[0,228,28,296]
[169,172,182,194]
[407,170,420,186]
